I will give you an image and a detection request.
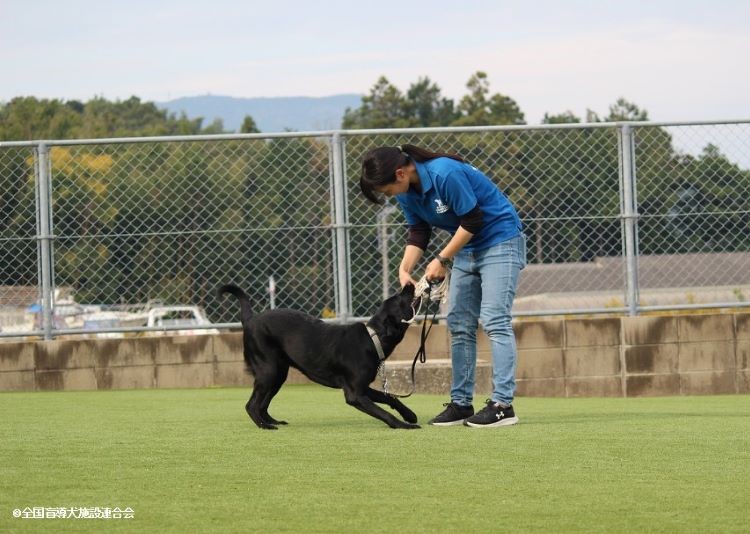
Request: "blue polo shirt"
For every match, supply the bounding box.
[395,157,522,252]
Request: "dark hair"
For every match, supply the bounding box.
[359,144,464,204]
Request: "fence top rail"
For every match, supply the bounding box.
[338,119,750,136]
[0,129,338,148]
[1,119,748,148]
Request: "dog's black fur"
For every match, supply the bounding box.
[219,283,420,429]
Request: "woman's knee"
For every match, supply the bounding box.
[447,312,478,338]
[481,314,513,336]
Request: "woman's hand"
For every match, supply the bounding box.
[399,268,418,287]
[424,258,448,282]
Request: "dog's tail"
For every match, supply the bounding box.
[218,284,254,327]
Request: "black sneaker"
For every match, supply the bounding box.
[428,402,474,426]
[464,399,519,428]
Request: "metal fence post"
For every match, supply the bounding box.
[376,204,398,301]
[619,125,639,316]
[331,133,351,321]
[36,142,55,339]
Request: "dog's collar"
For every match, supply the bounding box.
[365,325,386,361]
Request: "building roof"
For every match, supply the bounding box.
[517,252,750,296]
[514,252,750,311]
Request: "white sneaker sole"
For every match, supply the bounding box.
[464,416,519,428]
[429,418,469,427]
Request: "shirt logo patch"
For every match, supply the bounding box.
[434,198,449,214]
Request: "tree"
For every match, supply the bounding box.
[240,115,260,133]
[606,98,649,121]
[0,97,81,140]
[453,71,525,126]
[403,76,458,127]
[201,118,225,135]
[521,99,654,263]
[342,72,525,129]
[638,142,750,255]
[171,111,205,135]
[0,96,223,142]
[342,76,408,129]
[542,111,581,124]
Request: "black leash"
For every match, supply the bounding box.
[384,284,440,399]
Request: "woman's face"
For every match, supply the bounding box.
[373,166,411,197]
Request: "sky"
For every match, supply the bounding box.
[1,0,749,124]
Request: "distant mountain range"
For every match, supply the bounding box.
[156,94,363,133]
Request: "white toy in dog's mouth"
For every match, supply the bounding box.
[403,272,450,323]
[414,272,450,304]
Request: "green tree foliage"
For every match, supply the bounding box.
[1,92,748,321]
[542,111,581,124]
[0,96,267,314]
[542,98,648,125]
[0,97,82,140]
[403,76,459,127]
[519,126,622,263]
[638,143,750,255]
[343,75,749,269]
[342,71,524,129]
[606,98,649,121]
[342,76,410,129]
[240,115,260,134]
[0,146,37,288]
[454,71,525,126]
[0,95,261,141]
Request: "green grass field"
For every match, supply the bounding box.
[1,386,749,533]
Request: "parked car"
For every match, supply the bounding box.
[145,306,219,336]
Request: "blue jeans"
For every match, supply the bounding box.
[447,233,526,406]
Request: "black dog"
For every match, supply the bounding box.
[219,283,420,430]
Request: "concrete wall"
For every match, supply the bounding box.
[1,312,748,396]
[511,313,750,397]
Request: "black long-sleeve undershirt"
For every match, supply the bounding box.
[406,205,484,250]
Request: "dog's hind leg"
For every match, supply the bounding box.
[246,346,291,429]
[343,387,420,429]
[259,363,289,426]
[365,387,418,424]
[246,384,278,430]
[244,338,280,429]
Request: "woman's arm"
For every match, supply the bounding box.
[424,226,474,281]
[399,245,424,287]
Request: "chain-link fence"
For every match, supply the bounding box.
[1,120,749,339]
[0,145,40,336]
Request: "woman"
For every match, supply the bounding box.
[360,144,526,428]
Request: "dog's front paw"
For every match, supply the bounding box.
[402,410,418,424]
[392,422,420,430]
